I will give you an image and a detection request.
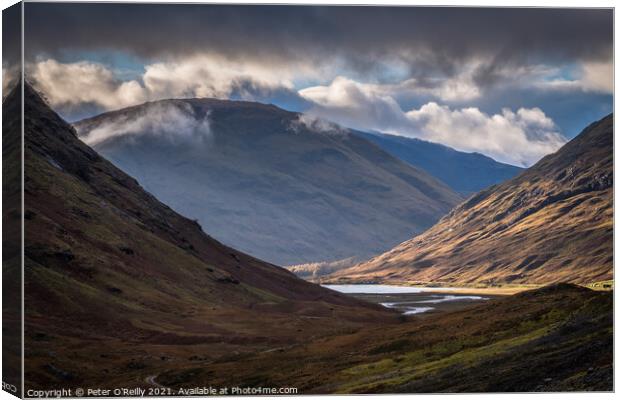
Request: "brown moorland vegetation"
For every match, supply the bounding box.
[157,283,612,393]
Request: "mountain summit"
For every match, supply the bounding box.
[332,114,613,285]
[75,99,461,265]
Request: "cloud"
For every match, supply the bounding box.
[29,59,147,111]
[289,113,348,136]
[76,101,211,147]
[538,61,613,94]
[300,77,566,166]
[300,71,481,106]
[2,63,20,96]
[299,77,411,133]
[28,56,312,118]
[22,5,612,139]
[25,4,612,88]
[29,55,590,167]
[141,54,299,100]
[405,104,566,167]
[581,62,614,93]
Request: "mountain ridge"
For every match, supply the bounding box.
[353,131,524,194]
[330,113,613,285]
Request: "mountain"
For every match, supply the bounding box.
[13,82,393,389]
[74,100,461,266]
[354,131,523,194]
[331,114,613,285]
[2,78,23,396]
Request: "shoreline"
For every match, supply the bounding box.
[318,281,542,296]
[417,286,532,295]
[319,280,614,295]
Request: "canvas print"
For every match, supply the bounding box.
[1,2,614,397]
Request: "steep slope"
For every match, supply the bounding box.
[333,114,613,285]
[13,83,393,390]
[74,101,461,265]
[2,79,23,397]
[354,131,523,194]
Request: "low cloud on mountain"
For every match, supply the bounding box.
[77,102,212,147]
[299,77,566,166]
[289,113,348,136]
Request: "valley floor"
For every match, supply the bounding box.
[26,283,611,393]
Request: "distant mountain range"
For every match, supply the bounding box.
[354,131,523,195]
[74,100,461,266]
[330,114,613,285]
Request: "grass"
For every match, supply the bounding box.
[338,326,551,393]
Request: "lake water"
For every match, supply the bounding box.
[324,284,489,315]
[322,284,458,294]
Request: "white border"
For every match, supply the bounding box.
[0,2,616,400]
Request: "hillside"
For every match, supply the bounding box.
[331,114,613,285]
[2,78,23,396]
[74,101,461,265]
[155,284,612,392]
[354,131,523,194]
[13,82,394,390]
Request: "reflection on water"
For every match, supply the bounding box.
[380,294,488,314]
[418,295,488,303]
[380,303,434,315]
[403,307,435,315]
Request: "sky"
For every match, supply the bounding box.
[6,3,614,166]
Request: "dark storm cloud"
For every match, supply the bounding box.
[18,3,613,166]
[3,2,21,64]
[24,4,613,78]
[3,2,22,94]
